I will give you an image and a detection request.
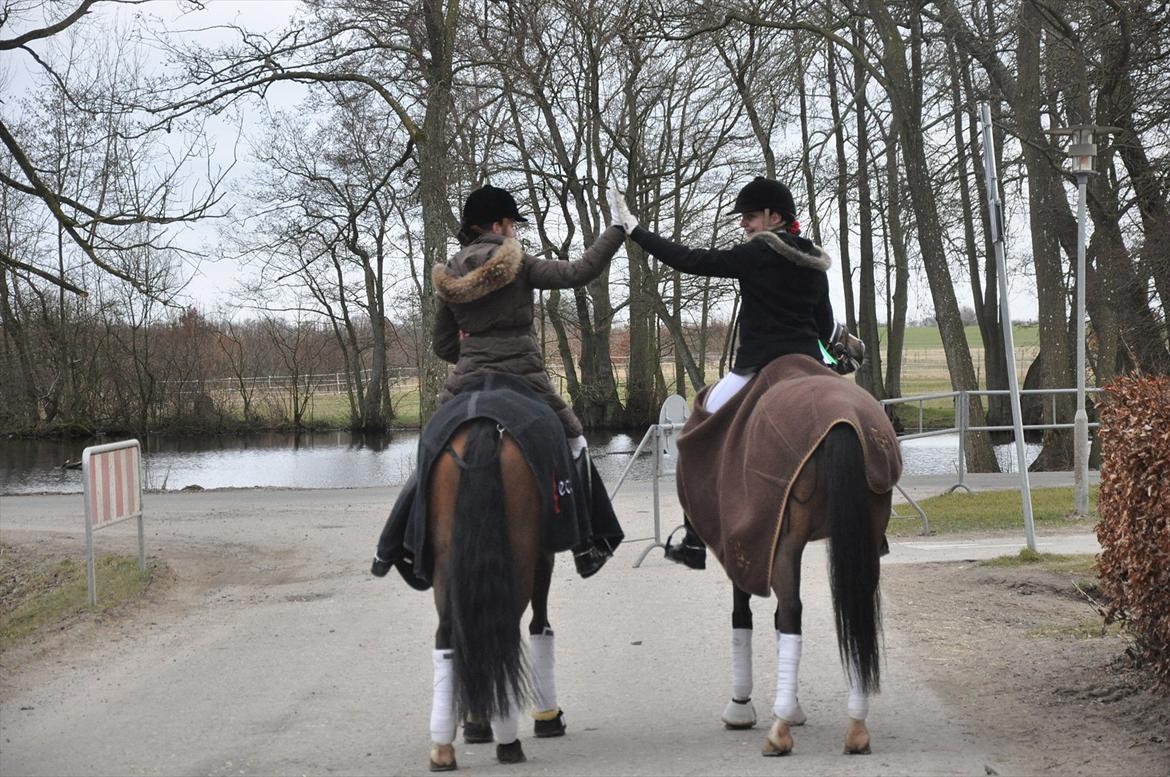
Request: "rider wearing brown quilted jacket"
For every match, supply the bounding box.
[373,185,624,581]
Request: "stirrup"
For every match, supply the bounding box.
[371,554,394,577]
[664,526,706,570]
[574,545,610,579]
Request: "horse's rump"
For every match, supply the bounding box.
[676,354,902,596]
[401,373,581,586]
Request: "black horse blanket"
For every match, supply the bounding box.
[390,373,620,588]
[677,354,902,596]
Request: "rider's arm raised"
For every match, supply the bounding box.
[627,226,750,279]
[524,224,625,289]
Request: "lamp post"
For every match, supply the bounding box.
[1046,124,1120,517]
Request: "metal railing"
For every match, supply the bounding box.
[880,387,1103,494]
[607,422,686,567]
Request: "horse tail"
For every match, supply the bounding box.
[446,418,527,721]
[821,423,882,694]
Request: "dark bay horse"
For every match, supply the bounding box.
[674,356,900,757]
[426,418,560,771]
[720,424,892,756]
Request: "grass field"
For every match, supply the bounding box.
[888,486,1098,536]
[0,546,156,650]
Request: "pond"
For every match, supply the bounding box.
[0,430,1040,496]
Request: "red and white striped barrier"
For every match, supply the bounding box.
[82,440,145,605]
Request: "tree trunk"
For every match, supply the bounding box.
[827,44,856,333]
[870,0,998,472]
[416,0,459,423]
[882,130,909,401]
[853,21,884,399]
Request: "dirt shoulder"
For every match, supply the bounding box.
[882,561,1170,776]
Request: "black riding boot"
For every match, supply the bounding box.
[571,448,611,579]
[664,516,707,570]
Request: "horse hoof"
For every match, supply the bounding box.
[762,719,793,756]
[844,719,871,755]
[463,719,493,744]
[721,698,757,729]
[496,739,526,764]
[534,708,566,738]
[429,743,457,771]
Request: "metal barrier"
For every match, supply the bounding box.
[880,387,1103,494]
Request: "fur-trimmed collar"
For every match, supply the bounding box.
[432,237,524,304]
[751,230,832,271]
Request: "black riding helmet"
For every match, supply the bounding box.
[730,176,796,223]
[461,185,529,228]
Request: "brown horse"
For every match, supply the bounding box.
[425,418,561,771]
[714,424,893,756]
[672,357,900,758]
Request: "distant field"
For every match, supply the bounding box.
[887,324,1041,350]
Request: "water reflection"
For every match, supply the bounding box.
[0,430,1038,495]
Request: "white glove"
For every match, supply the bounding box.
[608,187,640,233]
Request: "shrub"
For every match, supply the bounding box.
[1095,374,1170,689]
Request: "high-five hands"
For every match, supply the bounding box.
[608,186,640,233]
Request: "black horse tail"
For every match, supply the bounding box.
[822,423,882,695]
[446,418,527,721]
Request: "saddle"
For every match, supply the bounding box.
[676,354,902,596]
[395,373,582,587]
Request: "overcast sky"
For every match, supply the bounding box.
[5,0,1049,327]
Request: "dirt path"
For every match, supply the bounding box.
[1,487,1166,776]
[882,562,1168,775]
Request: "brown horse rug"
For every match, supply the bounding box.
[676,354,902,596]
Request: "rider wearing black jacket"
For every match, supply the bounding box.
[612,177,850,569]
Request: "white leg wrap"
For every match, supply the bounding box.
[704,371,755,413]
[530,628,557,712]
[568,435,588,458]
[430,649,457,745]
[772,632,803,722]
[847,670,870,721]
[491,701,521,745]
[731,628,753,700]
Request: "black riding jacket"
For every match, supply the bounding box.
[629,226,835,371]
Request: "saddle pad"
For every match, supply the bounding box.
[402,373,580,584]
[676,354,902,596]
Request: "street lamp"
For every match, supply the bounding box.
[1046,124,1120,517]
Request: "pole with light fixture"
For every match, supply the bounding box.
[981,104,1036,550]
[1044,124,1120,517]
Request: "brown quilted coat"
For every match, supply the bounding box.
[431,226,625,437]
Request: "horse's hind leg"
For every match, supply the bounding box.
[839,491,891,755]
[721,586,757,729]
[763,534,807,757]
[429,558,458,768]
[529,552,565,737]
[427,452,460,771]
[763,472,819,757]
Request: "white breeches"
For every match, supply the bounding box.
[705,371,756,413]
[569,435,588,458]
